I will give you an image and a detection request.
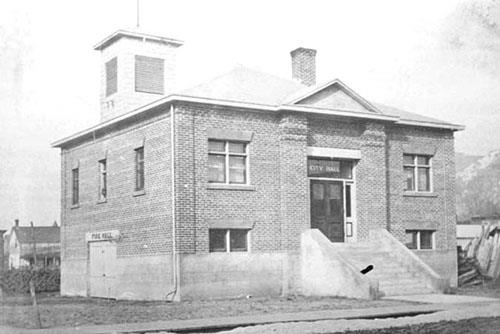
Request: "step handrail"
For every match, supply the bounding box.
[369,228,449,291]
[305,229,380,299]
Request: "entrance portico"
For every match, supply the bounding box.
[307,147,360,243]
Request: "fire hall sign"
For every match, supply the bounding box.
[85,230,121,242]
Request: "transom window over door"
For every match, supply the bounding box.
[403,154,431,192]
[208,140,248,184]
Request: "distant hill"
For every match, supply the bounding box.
[455,152,482,174]
[456,150,500,221]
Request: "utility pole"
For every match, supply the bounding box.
[30,221,37,268]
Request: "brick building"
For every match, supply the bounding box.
[52,30,463,300]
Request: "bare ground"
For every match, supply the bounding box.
[2,282,499,330]
[335,317,500,334]
[0,293,417,329]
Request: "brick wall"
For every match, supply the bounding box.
[387,126,456,251]
[278,113,310,250]
[59,100,459,296]
[386,126,457,285]
[61,108,172,262]
[174,103,283,254]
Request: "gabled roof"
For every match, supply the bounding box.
[13,226,60,244]
[285,78,381,113]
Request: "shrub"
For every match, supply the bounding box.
[0,268,60,294]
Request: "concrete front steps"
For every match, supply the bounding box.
[300,229,449,299]
[335,242,436,296]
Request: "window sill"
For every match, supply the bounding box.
[133,189,146,197]
[70,204,80,209]
[207,184,256,191]
[403,192,438,198]
[97,199,107,204]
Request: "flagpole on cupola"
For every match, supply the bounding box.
[136,0,140,29]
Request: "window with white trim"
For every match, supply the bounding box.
[405,230,434,250]
[403,154,431,192]
[135,147,145,191]
[208,140,248,184]
[209,229,249,252]
[71,168,79,206]
[98,159,107,201]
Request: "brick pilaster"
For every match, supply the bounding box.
[278,113,309,251]
[357,122,388,240]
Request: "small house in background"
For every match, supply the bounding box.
[7,220,60,269]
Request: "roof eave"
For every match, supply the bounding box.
[51,95,278,148]
[52,95,464,148]
[279,104,398,122]
[93,30,184,51]
[396,119,465,131]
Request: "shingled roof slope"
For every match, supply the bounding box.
[13,226,60,244]
[374,103,453,126]
[181,66,305,105]
[181,66,456,127]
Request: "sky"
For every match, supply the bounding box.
[1,0,499,230]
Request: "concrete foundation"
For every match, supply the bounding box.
[61,255,174,300]
[180,252,286,300]
[416,250,458,288]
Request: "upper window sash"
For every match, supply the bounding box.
[208,140,248,185]
[403,154,432,192]
[98,159,107,200]
[71,168,79,205]
[135,147,145,191]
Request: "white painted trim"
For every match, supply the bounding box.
[51,95,463,148]
[307,147,361,160]
[396,119,464,131]
[285,78,382,114]
[94,29,183,50]
[279,104,398,122]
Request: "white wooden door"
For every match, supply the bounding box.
[89,241,116,298]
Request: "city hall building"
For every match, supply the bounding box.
[53,30,463,301]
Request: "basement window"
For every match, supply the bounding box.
[209,229,249,252]
[405,230,434,250]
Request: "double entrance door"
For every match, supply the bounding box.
[310,180,345,242]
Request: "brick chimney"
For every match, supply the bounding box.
[14,219,19,227]
[290,47,317,86]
